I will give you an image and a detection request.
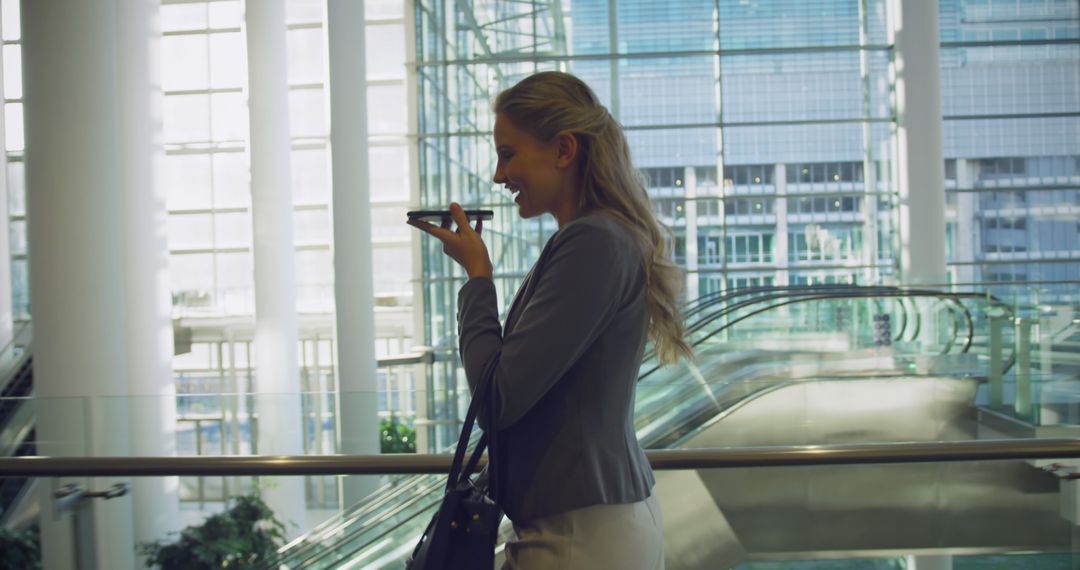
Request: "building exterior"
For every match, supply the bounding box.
[414,0,1079,447]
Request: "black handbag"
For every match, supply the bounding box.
[407,364,503,569]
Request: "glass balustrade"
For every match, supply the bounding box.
[2,285,1078,568]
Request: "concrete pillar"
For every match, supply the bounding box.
[244,0,306,535]
[892,0,947,284]
[684,166,699,301]
[326,0,379,505]
[0,7,12,348]
[22,1,135,568]
[117,0,181,554]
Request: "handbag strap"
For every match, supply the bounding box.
[446,355,500,494]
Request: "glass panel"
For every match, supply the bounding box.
[718,0,866,50]
[162,34,209,91]
[294,208,331,244]
[287,26,325,85]
[3,44,22,99]
[167,213,214,250]
[213,212,251,247]
[287,0,323,24]
[208,1,242,29]
[6,160,24,215]
[367,84,408,134]
[365,0,403,19]
[369,145,409,201]
[4,102,23,152]
[162,4,207,32]
[288,87,327,138]
[1,0,20,42]
[210,91,247,142]
[164,154,212,210]
[291,147,329,204]
[372,245,411,294]
[212,152,250,208]
[366,25,406,80]
[164,94,211,143]
[170,252,215,292]
[209,32,244,89]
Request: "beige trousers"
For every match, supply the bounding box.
[500,495,665,570]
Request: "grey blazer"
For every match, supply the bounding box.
[457,211,655,522]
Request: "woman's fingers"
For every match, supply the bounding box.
[449,202,472,234]
[407,218,454,241]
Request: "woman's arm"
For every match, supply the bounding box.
[458,220,634,430]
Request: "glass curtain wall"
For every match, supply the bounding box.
[414,0,897,447]
[2,0,26,321]
[939,0,1080,303]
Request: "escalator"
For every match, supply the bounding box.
[269,285,1056,568]
[0,324,36,528]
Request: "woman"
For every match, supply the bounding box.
[408,71,691,569]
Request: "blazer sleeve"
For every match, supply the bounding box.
[457,221,633,430]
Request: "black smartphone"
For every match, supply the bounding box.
[406,209,494,223]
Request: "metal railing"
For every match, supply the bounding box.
[3,438,1080,477]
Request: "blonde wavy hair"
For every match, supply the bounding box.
[494,71,693,365]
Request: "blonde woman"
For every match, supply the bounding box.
[408,71,691,570]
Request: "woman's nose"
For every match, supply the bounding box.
[493,168,506,185]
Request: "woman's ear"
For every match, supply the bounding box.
[554,131,579,169]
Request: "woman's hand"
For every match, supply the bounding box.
[407,203,494,280]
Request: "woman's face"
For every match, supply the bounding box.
[492,113,575,223]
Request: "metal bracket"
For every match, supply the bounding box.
[53,482,130,515]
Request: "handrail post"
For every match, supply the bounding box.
[988,309,1006,408]
[1015,317,1032,421]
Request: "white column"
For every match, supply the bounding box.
[117,0,181,554]
[684,166,699,301]
[405,0,430,455]
[893,0,947,284]
[326,0,379,505]
[774,163,789,286]
[954,159,978,283]
[22,2,135,568]
[0,7,12,348]
[244,0,306,535]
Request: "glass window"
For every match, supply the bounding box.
[164,94,211,143]
[209,32,244,89]
[367,24,406,79]
[291,147,330,204]
[164,154,212,211]
[4,103,23,152]
[295,209,332,244]
[162,34,209,91]
[289,88,327,138]
[288,27,325,85]
[212,152,249,208]
[3,45,22,99]
[367,84,407,134]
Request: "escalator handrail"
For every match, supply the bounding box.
[639,288,999,383]
[0,323,32,397]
